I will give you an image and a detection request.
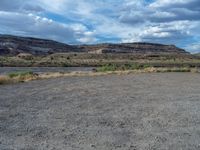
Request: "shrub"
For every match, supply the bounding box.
[8,71,34,78]
[17,53,33,60]
[97,63,151,72]
[62,63,69,67]
[97,64,117,72]
[0,76,10,85]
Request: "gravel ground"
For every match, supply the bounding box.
[0,73,200,150]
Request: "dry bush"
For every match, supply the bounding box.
[0,76,11,84]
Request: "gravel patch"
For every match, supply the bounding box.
[0,73,200,150]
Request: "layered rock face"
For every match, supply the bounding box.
[81,43,188,54]
[0,35,189,55]
[0,35,82,55]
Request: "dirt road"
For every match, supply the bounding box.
[1,73,200,150]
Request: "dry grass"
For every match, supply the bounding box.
[0,73,38,85]
[1,53,200,67]
[0,76,11,84]
[0,67,199,85]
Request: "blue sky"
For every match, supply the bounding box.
[0,0,200,53]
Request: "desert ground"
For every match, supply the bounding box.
[1,73,200,150]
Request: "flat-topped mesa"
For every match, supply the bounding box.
[0,34,189,55]
[83,43,188,54]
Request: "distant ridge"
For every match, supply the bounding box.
[0,34,189,55]
[0,35,82,55]
[80,43,188,54]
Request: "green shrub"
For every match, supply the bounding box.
[62,63,70,67]
[97,63,151,72]
[8,71,33,78]
[97,64,118,72]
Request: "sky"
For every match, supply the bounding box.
[0,0,200,53]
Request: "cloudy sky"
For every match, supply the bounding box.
[0,0,200,53]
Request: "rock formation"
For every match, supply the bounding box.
[0,35,82,55]
[81,43,188,54]
[0,35,189,55]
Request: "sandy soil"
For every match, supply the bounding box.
[0,73,200,150]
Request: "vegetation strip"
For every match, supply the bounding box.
[0,67,199,85]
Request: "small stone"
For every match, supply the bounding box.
[91,144,96,148]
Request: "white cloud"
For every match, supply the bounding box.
[78,36,97,43]
[0,0,200,52]
[185,43,200,54]
[0,11,78,43]
[149,0,189,8]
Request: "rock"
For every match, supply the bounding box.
[0,34,189,56]
[0,34,82,56]
[17,53,34,60]
[84,43,189,54]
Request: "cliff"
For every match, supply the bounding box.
[0,35,82,55]
[0,35,189,55]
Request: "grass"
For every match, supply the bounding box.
[0,66,199,85]
[0,71,37,85]
[97,63,199,73]
[8,71,34,78]
[1,53,200,67]
[0,76,11,85]
[96,63,151,72]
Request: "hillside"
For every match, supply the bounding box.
[80,43,188,54]
[0,35,189,56]
[0,35,82,55]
